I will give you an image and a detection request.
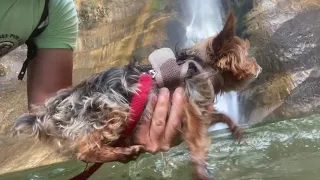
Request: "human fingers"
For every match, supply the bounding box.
[148,88,170,153]
[162,87,185,150]
[134,95,157,146]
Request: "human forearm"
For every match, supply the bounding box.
[27,48,73,111]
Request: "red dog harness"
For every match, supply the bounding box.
[70,74,153,180]
[116,74,153,144]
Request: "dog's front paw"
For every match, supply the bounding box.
[118,145,145,164]
[232,126,244,141]
[191,159,213,180]
[192,163,212,180]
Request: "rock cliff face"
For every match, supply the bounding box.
[223,0,320,123]
[72,0,186,83]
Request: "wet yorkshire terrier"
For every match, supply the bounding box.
[13,12,261,180]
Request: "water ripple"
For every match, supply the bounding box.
[1,114,320,180]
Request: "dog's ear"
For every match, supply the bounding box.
[216,56,232,72]
[211,11,236,56]
[217,54,260,80]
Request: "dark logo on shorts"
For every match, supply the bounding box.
[0,41,14,57]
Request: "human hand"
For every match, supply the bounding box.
[135,87,185,154]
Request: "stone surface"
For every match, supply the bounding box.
[237,0,320,123]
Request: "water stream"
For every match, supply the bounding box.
[1,114,319,180]
[184,0,239,131]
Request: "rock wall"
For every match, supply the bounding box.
[72,0,186,83]
[231,0,320,123]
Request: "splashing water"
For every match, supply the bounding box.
[184,0,239,131]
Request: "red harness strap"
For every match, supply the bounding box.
[116,74,153,144]
[70,74,153,180]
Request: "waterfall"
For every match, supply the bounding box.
[184,0,224,47]
[184,0,239,131]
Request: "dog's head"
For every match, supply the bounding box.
[185,12,262,92]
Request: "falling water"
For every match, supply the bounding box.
[184,0,239,131]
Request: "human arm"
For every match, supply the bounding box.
[27,0,78,111]
[27,49,73,111]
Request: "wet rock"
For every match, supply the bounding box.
[131,44,157,62]
[0,64,6,77]
[221,0,254,38]
[238,0,320,123]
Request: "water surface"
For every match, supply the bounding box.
[1,114,319,180]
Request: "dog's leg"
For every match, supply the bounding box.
[210,113,243,140]
[183,102,212,180]
[77,144,145,164]
[76,132,145,164]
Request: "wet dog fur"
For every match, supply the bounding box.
[13,12,261,180]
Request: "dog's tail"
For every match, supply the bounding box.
[12,113,49,140]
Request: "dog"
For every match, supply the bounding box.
[13,12,261,180]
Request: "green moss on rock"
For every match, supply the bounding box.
[257,72,294,107]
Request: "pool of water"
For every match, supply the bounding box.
[1,114,319,180]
